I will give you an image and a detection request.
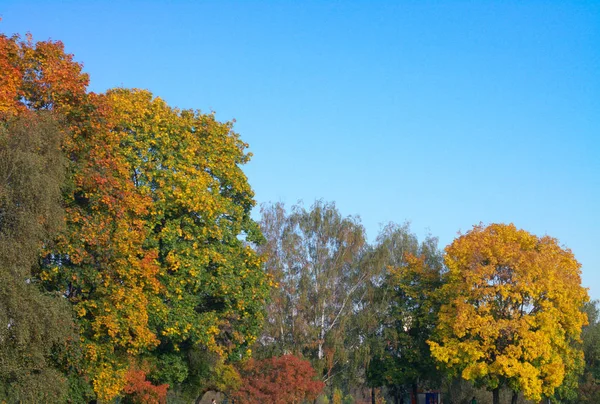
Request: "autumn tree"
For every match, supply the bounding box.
[257,201,369,390]
[0,32,164,400]
[429,223,589,404]
[0,32,97,401]
[105,88,270,400]
[232,354,325,403]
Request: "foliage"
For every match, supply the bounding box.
[257,201,369,388]
[332,387,343,404]
[0,112,76,403]
[232,354,325,403]
[364,223,444,402]
[582,301,600,379]
[123,368,169,404]
[429,223,589,403]
[576,300,600,402]
[105,88,270,396]
[2,33,163,400]
[0,31,158,400]
[1,30,268,401]
[577,372,600,403]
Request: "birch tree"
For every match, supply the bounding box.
[257,201,368,384]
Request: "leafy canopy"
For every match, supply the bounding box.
[429,223,588,402]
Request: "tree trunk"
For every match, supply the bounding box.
[371,387,376,404]
[412,382,418,404]
[511,391,518,404]
[318,307,325,360]
[493,387,500,404]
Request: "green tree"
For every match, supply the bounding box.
[576,300,600,403]
[0,113,79,402]
[364,223,444,404]
[429,223,589,404]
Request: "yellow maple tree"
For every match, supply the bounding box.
[429,223,588,404]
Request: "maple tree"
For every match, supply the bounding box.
[232,354,325,403]
[104,88,270,398]
[0,35,162,400]
[429,223,589,404]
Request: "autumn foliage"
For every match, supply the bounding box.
[232,355,325,404]
[429,223,589,403]
[122,369,168,404]
[0,30,269,401]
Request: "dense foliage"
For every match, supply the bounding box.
[0,31,268,402]
[0,112,76,402]
[429,224,588,404]
[365,224,445,403]
[232,354,324,404]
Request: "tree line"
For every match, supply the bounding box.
[1,31,598,404]
[254,202,597,404]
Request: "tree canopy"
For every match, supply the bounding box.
[0,31,269,402]
[429,223,589,404]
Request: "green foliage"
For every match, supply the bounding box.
[0,114,78,402]
[364,223,444,397]
[575,300,600,402]
[582,301,600,379]
[150,353,189,387]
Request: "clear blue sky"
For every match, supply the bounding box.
[2,1,598,299]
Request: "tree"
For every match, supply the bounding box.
[364,223,444,404]
[0,31,159,400]
[576,300,600,403]
[232,354,325,403]
[429,223,589,404]
[105,88,270,399]
[0,113,78,402]
[257,201,368,388]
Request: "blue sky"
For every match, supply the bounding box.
[2,1,598,299]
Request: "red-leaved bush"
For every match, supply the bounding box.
[232,354,324,404]
[122,369,168,404]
